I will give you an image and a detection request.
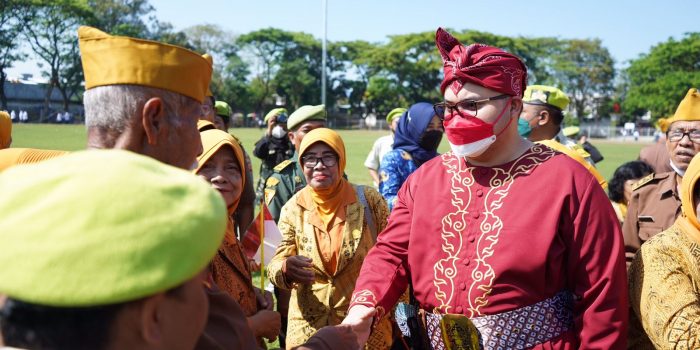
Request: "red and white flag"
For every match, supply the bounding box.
[242,204,282,265]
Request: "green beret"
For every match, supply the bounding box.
[287,104,326,130]
[0,150,227,307]
[215,100,232,120]
[386,108,407,124]
[523,85,570,111]
[264,108,288,123]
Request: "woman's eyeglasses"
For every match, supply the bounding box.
[301,154,338,168]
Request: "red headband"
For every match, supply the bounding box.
[436,27,527,97]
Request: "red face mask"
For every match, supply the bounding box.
[443,98,512,158]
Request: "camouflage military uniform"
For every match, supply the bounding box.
[264,151,307,223]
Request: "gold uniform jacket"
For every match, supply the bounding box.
[268,185,393,349]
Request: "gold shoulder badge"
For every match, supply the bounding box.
[572,144,591,158]
[273,160,292,172]
[266,177,280,187]
[264,188,276,205]
[632,173,655,191]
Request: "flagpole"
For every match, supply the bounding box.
[259,198,265,291]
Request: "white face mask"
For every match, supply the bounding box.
[271,125,286,139]
[449,136,496,158]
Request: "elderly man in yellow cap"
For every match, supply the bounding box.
[0,111,11,149]
[76,26,266,349]
[0,150,228,350]
[623,88,700,265]
[364,107,406,187]
[79,26,209,169]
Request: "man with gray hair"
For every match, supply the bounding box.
[79,26,206,170]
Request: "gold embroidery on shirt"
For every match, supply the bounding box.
[434,145,555,316]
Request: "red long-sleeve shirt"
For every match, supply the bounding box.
[350,145,628,349]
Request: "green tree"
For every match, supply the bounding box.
[623,33,700,121]
[549,39,615,120]
[0,0,32,110]
[24,0,95,119]
[87,0,154,37]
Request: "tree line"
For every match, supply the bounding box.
[1,0,698,123]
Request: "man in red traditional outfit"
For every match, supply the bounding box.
[341,28,628,349]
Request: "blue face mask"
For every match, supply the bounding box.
[518,117,533,138]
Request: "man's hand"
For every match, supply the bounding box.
[341,305,377,349]
[254,287,275,311]
[282,255,315,284]
[266,117,276,136]
[248,310,281,342]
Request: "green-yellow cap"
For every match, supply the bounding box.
[0,149,227,307]
[386,108,407,124]
[523,85,570,111]
[287,105,326,130]
[562,126,580,137]
[264,108,288,123]
[215,100,232,119]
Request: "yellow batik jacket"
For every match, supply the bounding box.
[268,185,393,349]
[629,223,700,349]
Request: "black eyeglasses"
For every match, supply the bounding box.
[667,129,700,143]
[433,94,510,119]
[301,154,338,168]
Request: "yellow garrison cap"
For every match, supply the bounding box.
[658,88,700,132]
[203,54,214,97]
[78,26,213,103]
[562,126,580,138]
[0,150,227,307]
[287,104,326,130]
[0,111,10,148]
[523,85,570,111]
[264,108,288,123]
[386,107,407,124]
[197,119,217,132]
[0,148,68,171]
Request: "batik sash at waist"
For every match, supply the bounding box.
[423,290,574,350]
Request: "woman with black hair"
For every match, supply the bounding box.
[608,160,654,224]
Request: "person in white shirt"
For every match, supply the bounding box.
[364,107,406,187]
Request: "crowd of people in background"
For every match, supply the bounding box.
[0,24,699,350]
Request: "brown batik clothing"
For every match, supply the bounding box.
[211,230,258,316]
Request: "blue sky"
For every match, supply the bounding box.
[7,0,697,78]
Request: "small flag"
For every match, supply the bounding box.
[242,203,282,265]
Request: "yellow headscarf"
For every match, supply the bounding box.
[299,128,353,227]
[678,153,700,241]
[0,111,11,148]
[195,129,245,243]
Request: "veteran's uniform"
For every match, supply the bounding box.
[622,172,682,265]
[264,105,326,223]
[621,88,700,266]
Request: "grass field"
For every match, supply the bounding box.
[12,123,647,184]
